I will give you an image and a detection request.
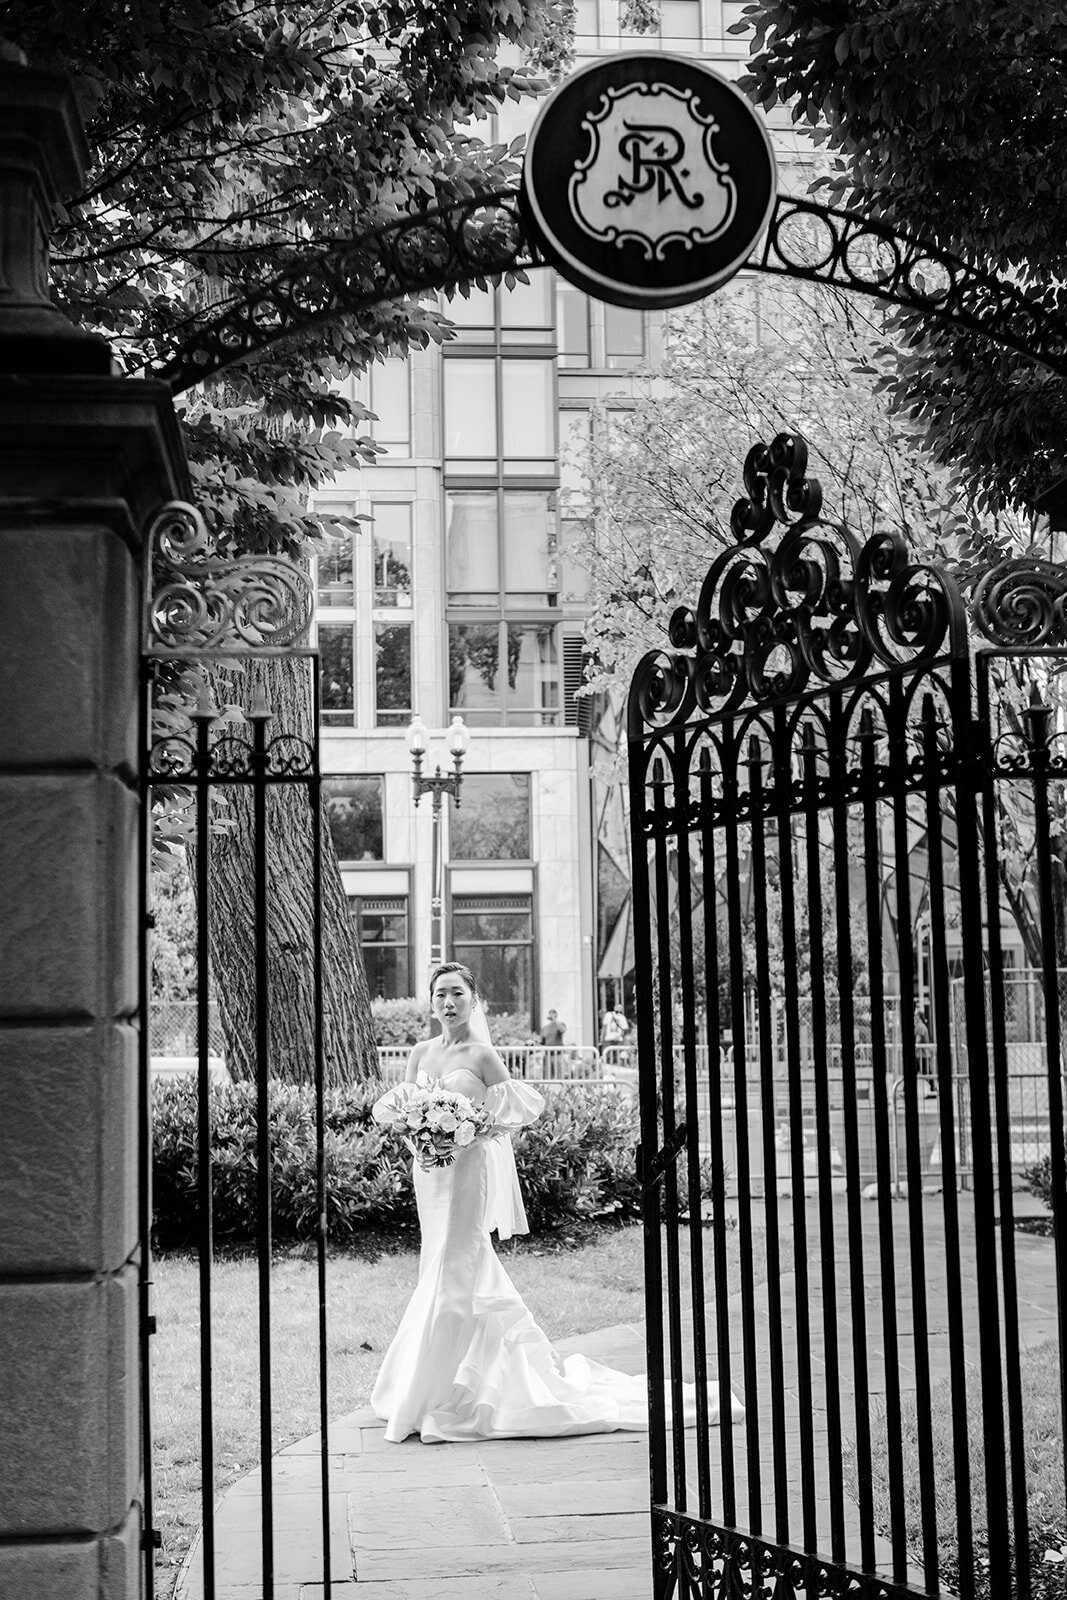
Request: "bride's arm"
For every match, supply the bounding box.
[471,1042,509,1087]
[404,1039,430,1083]
[371,1041,428,1126]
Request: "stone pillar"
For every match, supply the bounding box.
[0,53,190,1600]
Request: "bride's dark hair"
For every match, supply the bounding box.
[428,960,478,999]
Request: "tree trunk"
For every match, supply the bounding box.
[196,655,377,1087]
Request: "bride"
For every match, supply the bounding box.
[370,960,743,1444]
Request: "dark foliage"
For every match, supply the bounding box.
[150,1076,645,1249]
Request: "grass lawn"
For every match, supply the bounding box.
[150,1219,765,1590]
[842,1339,1065,1594]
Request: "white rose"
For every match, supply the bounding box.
[454,1122,475,1147]
[437,1111,458,1133]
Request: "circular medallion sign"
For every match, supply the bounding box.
[521,54,777,310]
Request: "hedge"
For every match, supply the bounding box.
[370,998,541,1048]
[150,1077,647,1250]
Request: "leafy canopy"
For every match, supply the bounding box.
[6,0,565,551]
[568,278,1032,697]
[737,0,1067,514]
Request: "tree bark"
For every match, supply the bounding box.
[196,655,377,1087]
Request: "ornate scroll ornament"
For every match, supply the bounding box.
[143,501,314,656]
[970,555,1067,648]
[628,431,968,735]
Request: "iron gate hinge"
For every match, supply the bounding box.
[142,1528,162,1550]
[641,1123,688,1194]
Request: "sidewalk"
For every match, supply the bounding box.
[175,1197,1061,1600]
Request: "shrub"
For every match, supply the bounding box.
[1024,1151,1059,1212]
[369,999,535,1048]
[370,997,428,1046]
[514,1084,641,1229]
[151,1077,643,1250]
[483,1009,538,1045]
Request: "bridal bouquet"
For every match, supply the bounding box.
[378,1082,495,1170]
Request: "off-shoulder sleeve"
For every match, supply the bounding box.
[483,1079,544,1130]
[371,1081,417,1126]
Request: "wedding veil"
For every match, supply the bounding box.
[469,997,494,1046]
[469,997,532,1241]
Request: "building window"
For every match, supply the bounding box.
[556,281,591,368]
[319,622,355,726]
[501,360,554,457]
[324,776,384,862]
[448,620,561,727]
[352,895,410,999]
[375,621,412,726]
[451,773,531,861]
[368,358,411,453]
[620,0,701,40]
[446,489,557,607]
[443,353,556,474]
[605,303,646,368]
[559,520,593,604]
[316,535,354,608]
[505,622,561,725]
[446,278,553,341]
[452,894,534,1031]
[372,502,412,607]
[445,489,561,726]
[443,358,497,461]
[448,622,500,725]
[446,491,500,605]
[504,492,557,603]
[499,273,553,331]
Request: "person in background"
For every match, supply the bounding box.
[600,1005,629,1047]
[540,1009,565,1047]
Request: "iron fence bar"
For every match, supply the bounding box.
[309,657,332,1598]
[950,667,1012,1594]
[772,702,816,1552]
[721,726,762,1529]
[859,709,908,1583]
[138,663,157,1598]
[251,697,275,1597]
[671,734,712,1520]
[888,679,938,1590]
[628,738,669,1569]
[920,695,975,1596]
[746,734,790,1545]
[698,746,736,1530]
[799,727,846,1562]
[193,698,217,1600]
[1021,691,1067,1546]
[829,692,875,1573]
[976,662,1032,1599]
[651,759,688,1513]
[697,748,729,1523]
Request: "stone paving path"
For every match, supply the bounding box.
[174,1195,1061,1599]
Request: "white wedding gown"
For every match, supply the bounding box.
[371,1068,744,1444]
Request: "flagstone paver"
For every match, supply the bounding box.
[172,1195,1061,1600]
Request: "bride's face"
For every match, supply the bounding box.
[431,974,474,1027]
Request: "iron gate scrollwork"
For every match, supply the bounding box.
[139,501,332,1598]
[628,431,1067,1599]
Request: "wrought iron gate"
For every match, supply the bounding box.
[629,432,1067,1599]
[139,503,333,1598]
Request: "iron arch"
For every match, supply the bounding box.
[150,187,1067,395]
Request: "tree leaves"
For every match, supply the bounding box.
[740,0,1067,513]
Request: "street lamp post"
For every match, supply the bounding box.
[407,714,469,968]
